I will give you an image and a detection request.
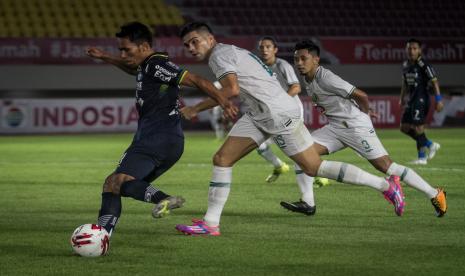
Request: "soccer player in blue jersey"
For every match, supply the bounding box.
[400,38,443,165]
[86,22,236,236]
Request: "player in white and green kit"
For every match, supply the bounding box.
[175,23,406,236]
[281,40,447,218]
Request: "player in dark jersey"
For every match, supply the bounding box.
[86,22,237,237]
[400,38,443,165]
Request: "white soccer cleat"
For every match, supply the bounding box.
[428,142,441,160]
[409,158,428,165]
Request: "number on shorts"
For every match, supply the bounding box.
[361,139,373,153]
[414,109,420,121]
[273,135,287,149]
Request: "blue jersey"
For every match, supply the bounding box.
[134,52,187,140]
[402,56,437,102]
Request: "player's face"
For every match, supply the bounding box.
[406,42,421,61]
[294,49,319,76]
[182,31,214,61]
[258,39,278,64]
[118,37,149,67]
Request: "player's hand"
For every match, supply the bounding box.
[368,109,380,120]
[86,47,106,59]
[435,101,444,112]
[180,106,198,120]
[222,102,238,121]
[216,95,238,120]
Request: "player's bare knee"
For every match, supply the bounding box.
[400,125,410,134]
[298,162,319,177]
[213,152,233,167]
[415,125,425,134]
[103,174,115,193]
[111,173,135,195]
[371,156,392,174]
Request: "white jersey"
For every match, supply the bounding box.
[209,43,300,132]
[303,66,372,128]
[269,58,303,111]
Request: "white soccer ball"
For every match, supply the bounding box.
[70,224,110,257]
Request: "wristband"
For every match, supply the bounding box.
[213,81,223,90]
[435,94,442,102]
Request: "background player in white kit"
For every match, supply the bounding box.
[256,36,330,213]
[176,22,405,236]
[256,36,294,182]
[283,40,447,217]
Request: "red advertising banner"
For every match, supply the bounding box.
[1,96,462,134]
[0,37,256,65]
[320,38,465,64]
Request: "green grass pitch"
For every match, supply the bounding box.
[1,129,465,275]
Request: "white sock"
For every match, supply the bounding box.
[317,160,389,192]
[204,166,232,226]
[387,162,437,198]
[257,143,282,168]
[294,164,315,206]
[214,128,225,139]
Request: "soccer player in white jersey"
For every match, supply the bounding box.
[175,22,406,236]
[256,36,294,182]
[284,40,447,217]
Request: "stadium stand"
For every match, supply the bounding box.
[180,0,465,39]
[0,0,184,37]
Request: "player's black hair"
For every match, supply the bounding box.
[407,38,422,47]
[258,36,278,47]
[295,40,320,57]
[179,22,213,38]
[116,22,153,46]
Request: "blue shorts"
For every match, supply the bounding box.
[115,134,184,182]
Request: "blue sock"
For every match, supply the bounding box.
[426,139,433,148]
[418,148,427,159]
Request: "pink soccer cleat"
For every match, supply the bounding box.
[383,175,405,216]
[175,219,221,236]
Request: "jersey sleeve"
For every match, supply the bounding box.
[278,60,300,86]
[422,62,438,81]
[147,58,187,86]
[319,69,355,98]
[209,46,237,80]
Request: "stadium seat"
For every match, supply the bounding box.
[0,0,185,38]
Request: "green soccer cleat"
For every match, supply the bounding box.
[152,196,185,218]
[314,177,331,188]
[266,162,290,183]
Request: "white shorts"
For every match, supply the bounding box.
[229,114,313,156]
[311,124,388,160]
[258,98,304,149]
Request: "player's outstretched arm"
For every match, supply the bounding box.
[180,72,238,120]
[85,47,138,75]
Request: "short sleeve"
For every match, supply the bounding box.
[209,46,237,80]
[278,59,299,86]
[146,58,187,86]
[423,62,438,81]
[319,69,355,98]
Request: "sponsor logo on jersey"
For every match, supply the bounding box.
[166,61,180,70]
